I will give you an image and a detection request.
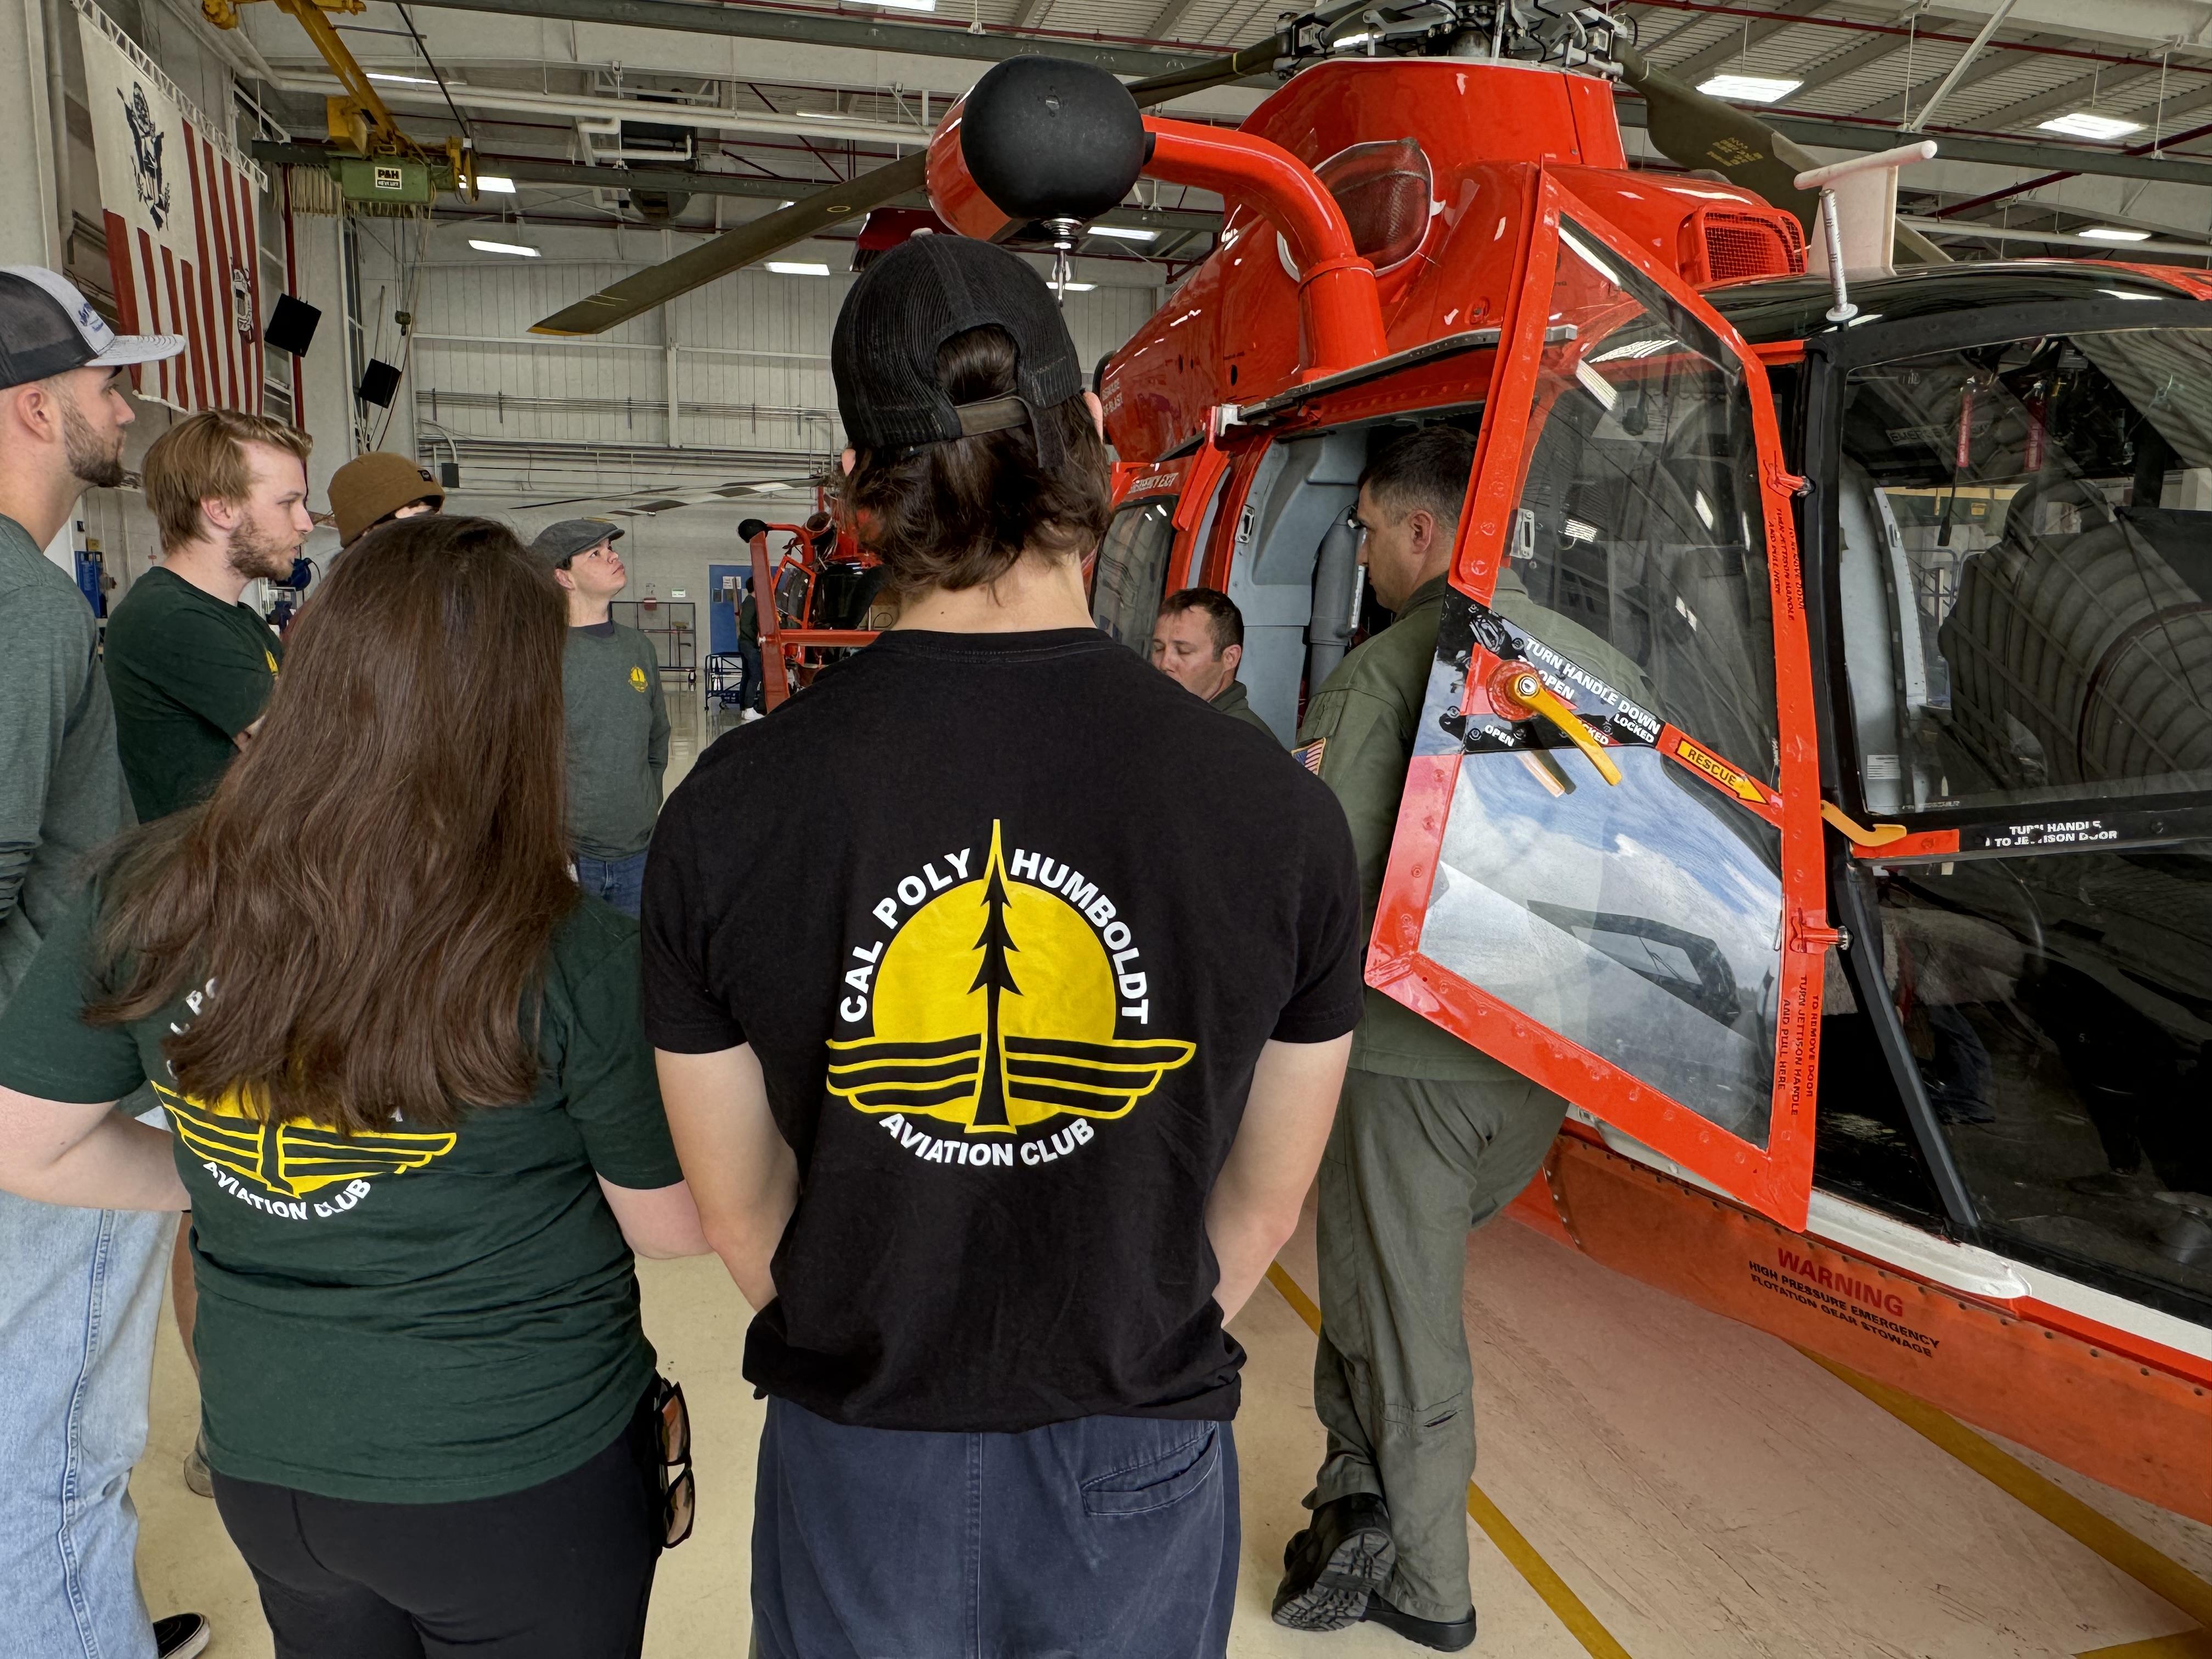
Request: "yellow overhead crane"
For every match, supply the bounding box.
[200,0,483,203]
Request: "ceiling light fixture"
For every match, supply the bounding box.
[2039,111,2143,140]
[2078,225,2151,240]
[766,261,831,275]
[866,0,937,11]
[1335,31,1372,46]
[367,71,439,84]
[1697,74,1801,103]
[1053,280,1097,292]
[469,239,539,257]
[475,175,517,194]
[1088,225,1156,241]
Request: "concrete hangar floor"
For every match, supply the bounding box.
[133,704,2212,1659]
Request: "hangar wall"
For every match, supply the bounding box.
[353,220,1163,653]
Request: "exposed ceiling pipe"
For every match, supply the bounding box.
[1901,0,2021,134]
[1613,99,2212,189]
[247,138,1224,234]
[1902,213,2212,254]
[264,69,929,143]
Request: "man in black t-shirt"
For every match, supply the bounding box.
[642,236,1363,1659]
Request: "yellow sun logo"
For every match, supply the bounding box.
[828,823,1194,1135]
[629,665,648,692]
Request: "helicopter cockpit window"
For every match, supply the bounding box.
[1092,496,1178,652]
[1837,331,2212,816]
[1497,219,1781,783]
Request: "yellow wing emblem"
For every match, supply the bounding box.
[630,665,648,692]
[154,1083,456,1198]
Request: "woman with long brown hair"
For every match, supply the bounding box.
[0,515,704,1658]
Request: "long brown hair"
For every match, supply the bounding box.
[89,515,578,1133]
[834,324,1111,598]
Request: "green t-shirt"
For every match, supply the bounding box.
[105,567,283,820]
[0,894,682,1503]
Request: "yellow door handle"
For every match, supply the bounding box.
[1819,800,1909,847]
[1491,666,1623,786]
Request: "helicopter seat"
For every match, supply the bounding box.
[1940,503,2212,794]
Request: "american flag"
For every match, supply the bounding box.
[77,0,264,415]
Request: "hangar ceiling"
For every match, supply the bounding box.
[224,0,2212,284]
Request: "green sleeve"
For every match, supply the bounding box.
[644,639,669,780]
[556,918,684,1189]
[0,889,148,1104]
[116,605,276,741]
[0,590,78,927]
[1300,684,1412,928]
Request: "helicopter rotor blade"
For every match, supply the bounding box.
[1617,44,1948,264]
[529,0,1373,336]
[530,153,928,337]
[1615,43,1818,230]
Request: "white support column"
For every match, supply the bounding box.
[289,212,358,517]
[0,0,62,268]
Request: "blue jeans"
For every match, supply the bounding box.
[574,851,647,920]
[752,1398,1239,1659]
[0,1192,176,1659]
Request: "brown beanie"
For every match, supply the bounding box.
[329,452,445,546]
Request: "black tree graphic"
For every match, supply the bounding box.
[968,837,1021,1132]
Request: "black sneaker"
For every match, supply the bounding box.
[1364,1591,1477,1652]
[1271,1493,1396,1632]
[154,1613,211,1658]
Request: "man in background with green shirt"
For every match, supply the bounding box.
[1272,425,1568,1654]
[530,520,669,918]
[105,409,313,821]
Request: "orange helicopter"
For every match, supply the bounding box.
[541,7,2212,1525]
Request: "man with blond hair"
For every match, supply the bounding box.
[105,409,313,821]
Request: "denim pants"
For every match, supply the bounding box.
[574,850,648,920]
[752,1398,1239,1659]
[0,1192,177,1659]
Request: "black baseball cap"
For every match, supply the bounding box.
[0,266,183,392]
[830,234,1082,468]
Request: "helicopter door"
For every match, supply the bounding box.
[1369,182,1826,1228]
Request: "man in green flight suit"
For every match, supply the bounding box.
[1272,425,1569,1652]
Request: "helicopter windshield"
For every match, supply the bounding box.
[1839,329,2212,816]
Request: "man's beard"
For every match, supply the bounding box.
[228,515,300,582]
[60,395,127,489]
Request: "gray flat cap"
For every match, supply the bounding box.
[528,518,624,570]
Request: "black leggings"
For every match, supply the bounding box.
[210,1392,663,1659]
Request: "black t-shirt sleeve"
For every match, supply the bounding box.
[1270,786,1367,1044]
[639,793,747,1053]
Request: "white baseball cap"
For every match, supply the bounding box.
[0,266,184,391]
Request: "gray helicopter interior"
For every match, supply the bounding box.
[1830,328,2212,1311]
[1092,414,1475,743]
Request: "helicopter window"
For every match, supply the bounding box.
[1273,141,1437,282]
[1496,217,1781,783]
[1876,848,2212,1315]
[1412,224,1790,1146]
[1092,496,1177,652]
[1838,330,2212,816]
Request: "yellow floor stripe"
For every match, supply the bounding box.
[2075,1632,2212,1659]
[1795,1347,2212,1644]
[1263,1262,1635,1659]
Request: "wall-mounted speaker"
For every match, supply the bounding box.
[263,294,321,357]
[356,359,402,408]
[438,461,461,488]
